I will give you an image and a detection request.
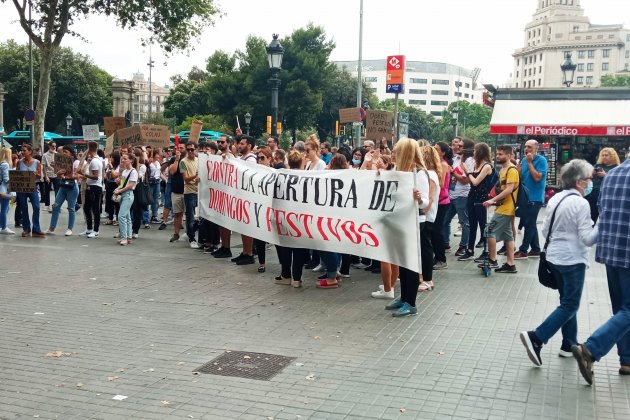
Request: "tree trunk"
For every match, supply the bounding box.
[34,46,55,151]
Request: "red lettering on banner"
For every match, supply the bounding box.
[207,161,238,189]
[263,207,379,246]
[358,223,379,247]
[208,188,249,223]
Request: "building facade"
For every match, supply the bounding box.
[335,60,481,118]
[512,0,629,88]
[111,72,170,124]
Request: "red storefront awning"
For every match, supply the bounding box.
[490,99,630,136]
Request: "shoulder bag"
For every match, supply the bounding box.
[134,167,153,207]
[538,193,579,289]
[112,170,134,203]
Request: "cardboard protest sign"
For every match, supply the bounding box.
[188,120,203,144]
[9,170,35,193]
[104,117,126,137]
[365,110,393,141]
[82,124,100,141]
[116,125,143,148]
[198,154,421,273]
[139,124,170,148]
[104,135,115,156]
[52,153,73,174]
[339,107,362,124]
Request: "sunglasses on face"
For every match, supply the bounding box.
[186,148,195,152]
[217,140,226,144]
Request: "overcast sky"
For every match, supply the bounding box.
[0,0,627,88]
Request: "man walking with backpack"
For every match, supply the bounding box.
[514,140,548,260]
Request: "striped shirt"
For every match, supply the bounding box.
[596,159,630,268]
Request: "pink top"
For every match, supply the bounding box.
[438,161,451,205]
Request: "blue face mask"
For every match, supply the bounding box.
[352,158,361,165]
[583,179,593,197]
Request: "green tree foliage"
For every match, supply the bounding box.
[601,74,630,87]
[378,98,437,140]
[176,114,231,135]
[2,0,220,147]
[0,40,112,133]
[164,24,368,141]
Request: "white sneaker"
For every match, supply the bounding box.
[132,233,139,239]
[87,231,99,238]
[64,229,72,236]
[78,230,92,236]
[44,228,55,234]
[312,263,325,272]
[46,205,52,213]
[371,289,395,299]
[0,228,15,235]
[190,240,201,249]
[352,263,369,269]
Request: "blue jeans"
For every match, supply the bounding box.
[184,193,198,242]
[319,251,340,278]
[519,202,543,253]
[443,196,469,248]
[0,196,10,229]
[535,262,585,347]
[585,266,630,364]
[118,191,134,239]
[49,184,79,230]
[16,191,41,233]
[150,181,160,218]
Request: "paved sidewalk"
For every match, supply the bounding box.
[0,209,629,419]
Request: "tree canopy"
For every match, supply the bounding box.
[164,24,378,141]
[601,74,630,87]
[2,0,221,147]
[0,40,112,134]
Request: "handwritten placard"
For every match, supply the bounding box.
[116,126,143,148]
[82,124,100,141]
[52,153,73,174]
[104,135,115,156]
[339,107,362,124]
[104,117,126,137]
[140,124,171,148]
[8,170,35,193]
[365,110,393,141]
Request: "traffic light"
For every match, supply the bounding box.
[277,122,282,135]
[266,116,271,134]
[339,125,346,136]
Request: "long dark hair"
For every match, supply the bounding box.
[436,141,453,166]
[111,150,121,168]
[473,142,491,167]
[461,138,475,161]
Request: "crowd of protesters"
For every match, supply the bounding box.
[1,137,629,357]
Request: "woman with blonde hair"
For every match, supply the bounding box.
[385,138,431,317]
[0,147,14,234]
[589,147,620,223]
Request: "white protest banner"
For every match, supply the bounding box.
[198,154,421,273]
[82,124,100,141]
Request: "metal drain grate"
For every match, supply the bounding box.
[194,351,296,381]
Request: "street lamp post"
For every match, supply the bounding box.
[244,112,252,136]
[452,107,459,137]
[65,114,72,136]
[561,53,577,87]
[266,34,284,137]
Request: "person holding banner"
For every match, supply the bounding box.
[0,147,14,234]
[230,135,257,265]
[385,138,430,317]
[16,144,45,238]
[46,146,80,236]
